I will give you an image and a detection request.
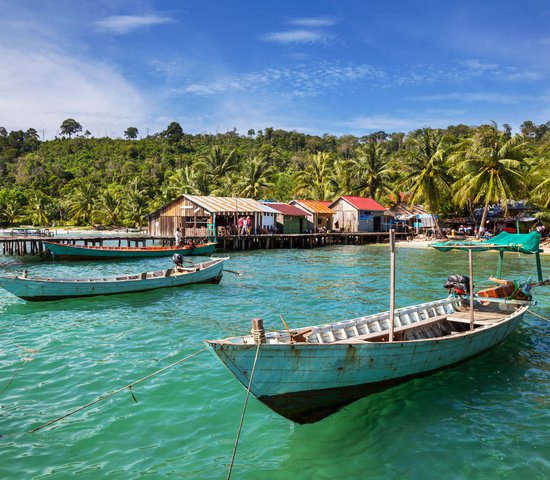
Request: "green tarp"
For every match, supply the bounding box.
[430,231,541,254]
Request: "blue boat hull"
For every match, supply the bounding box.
[0,258,224,301]
[43,241,216,259]
[207,300,527,423]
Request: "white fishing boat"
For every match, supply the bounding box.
[0,256,226,302]
[206,232,543,424]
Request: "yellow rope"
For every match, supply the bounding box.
[30,347,207,433]
[227,341,261,480]
[528,310,550,323]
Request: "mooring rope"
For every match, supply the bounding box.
[0,345,40,397]
[29,347,207,434]
[227,341,261,480]
[528,310,550,323]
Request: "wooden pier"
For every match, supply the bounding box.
[0,232,410,256]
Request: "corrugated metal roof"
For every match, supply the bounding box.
[184,195,278,214]
[265,202,307,216]
[334,196,387,211]
[291,200,335,214]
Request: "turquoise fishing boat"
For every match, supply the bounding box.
[0,257,225,301]
[206,232,543,424]
[43,241,216,259]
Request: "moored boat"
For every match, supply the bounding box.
[43,241,216,259]
[0,257,225,301]
[206,231,544,424]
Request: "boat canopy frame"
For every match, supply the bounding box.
[429,231,544,282]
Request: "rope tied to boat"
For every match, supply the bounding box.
[227,337,262,480]
[29,347,207,434]
[528,310,550,323]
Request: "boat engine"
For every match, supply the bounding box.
[444,274,471,295]
[172,253,184,266]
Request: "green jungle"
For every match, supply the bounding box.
[0,119,549,231]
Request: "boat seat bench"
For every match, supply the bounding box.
[331,313,492,343]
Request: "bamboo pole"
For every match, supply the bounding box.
[469,248,474,330]
[389,229,396,342]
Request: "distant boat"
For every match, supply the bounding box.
[206,231,542,424]
[0,257,225,301]
[43,241,216,259]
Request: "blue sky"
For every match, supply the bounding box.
[1,0,549,139]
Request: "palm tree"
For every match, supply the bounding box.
[293,152,335,200]
[197,146,239,190]
[236,156,275,198]
[26,193,50,226]
[450,123,528,237]
[398,128,454,237]
[350,139,393,200]
[66,181,96,225]
[124,180,148,227]
[527,142,550,209]
[167,166,210,198]
[94,188,122,226]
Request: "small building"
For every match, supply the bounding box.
[329,196,388,232]
[389,203,435,234]
[147,195,278,238]
[289,200,335,232]
[264,203,307,234]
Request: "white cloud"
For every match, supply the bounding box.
[95,14,175,35]
[262,29,331,44]
[176,63,385,97]
[413,93,539,104]
[0,43,149,138]
[288,17,336,28]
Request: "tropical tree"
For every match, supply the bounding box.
[124,180,148,227]
[350,138,393,200]
[26,192,50,226]
[166,166,210,198]
[124,127,139,140]
[197,146,239,191]
[398,128,454,237]
[236,156,275,198]
[450,123,528,237]
[293,152,335,200]
[94,186,122,226]
[66,181,97,225]
[59,119,83,138]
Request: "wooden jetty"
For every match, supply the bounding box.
[0,232,410,257]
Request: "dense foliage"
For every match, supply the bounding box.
[0,120,548,229]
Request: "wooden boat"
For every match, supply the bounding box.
[43,241,216,259]
[0,257,225,301]
[206,231,543,424]
[206,297,531,423]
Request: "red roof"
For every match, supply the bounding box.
[267,203,307,216]
[331,196,387,211]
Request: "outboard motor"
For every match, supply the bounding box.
[444,274,471,295]
[172,253,184,267]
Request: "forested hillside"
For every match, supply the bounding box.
[0,120,548,228]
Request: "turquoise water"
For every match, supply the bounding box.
[1,246,548,479]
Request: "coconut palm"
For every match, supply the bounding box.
[94,188,122,226]
[66,181,96,225]
[236,156,275,199]
[527,142,550,209]
[26,193,50,226]
[293,152,335,200]
[197,146,239,184]
[398,128,454,237]
[450,123,528,237]
[350,139,393,200]
[167,166,210,198]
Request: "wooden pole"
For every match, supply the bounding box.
[389,229,396,342]
[469,248,474,330]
